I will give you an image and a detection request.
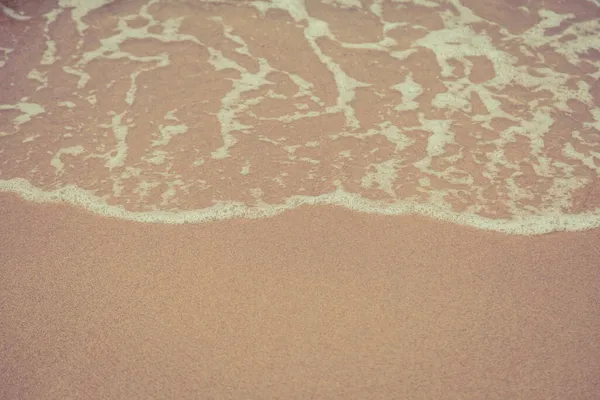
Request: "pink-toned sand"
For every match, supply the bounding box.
[1,193,599,399]
[2,0,600,398]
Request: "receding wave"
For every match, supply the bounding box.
[1,0,599,235]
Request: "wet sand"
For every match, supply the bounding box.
[1,192,599,399]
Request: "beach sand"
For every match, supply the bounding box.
[1,192,600,399]
[2,0,600,398]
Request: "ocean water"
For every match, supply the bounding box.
[1,0,599,235]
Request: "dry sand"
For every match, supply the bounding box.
[1,192,600,399]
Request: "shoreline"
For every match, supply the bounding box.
[1,0,599,397]
[2,179,600,236]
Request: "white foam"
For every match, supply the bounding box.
[98,112,131,170]
[50,145,85,173]
[392,74,423,112]
[0,102,46,127]
[361,159,400,197]
[58,0,115,35]
[2,178,600,235]
[1,4,31,21]
[27,69,49,90]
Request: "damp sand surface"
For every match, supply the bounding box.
[1,193,600,399]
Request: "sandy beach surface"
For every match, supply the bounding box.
[1,193,600,399]
[1,0,600,398]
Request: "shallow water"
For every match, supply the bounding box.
[1,0,599,234]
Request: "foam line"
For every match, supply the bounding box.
[2,178,600,235]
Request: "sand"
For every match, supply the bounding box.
[1,192,600,399]
[2,0,600,398]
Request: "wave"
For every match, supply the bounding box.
[2,178,600,235]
